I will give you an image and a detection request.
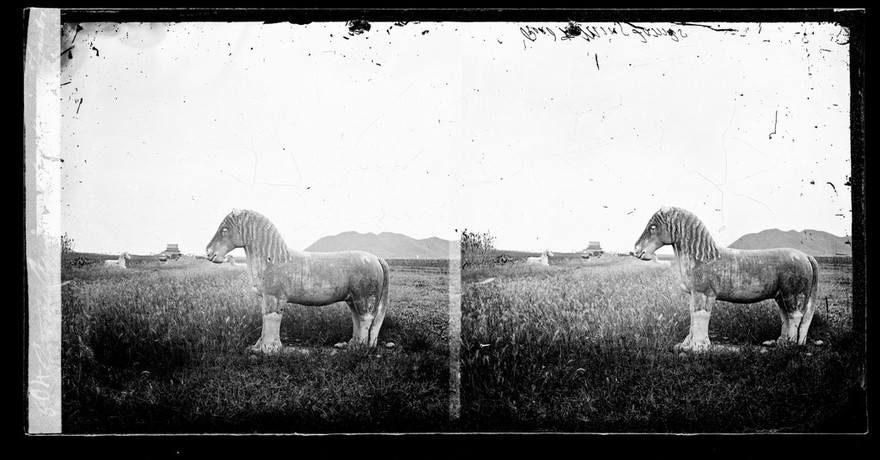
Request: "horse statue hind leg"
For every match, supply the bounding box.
[772,254,819,346]
[342,258,391,348]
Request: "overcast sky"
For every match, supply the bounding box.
[59,20,851,255]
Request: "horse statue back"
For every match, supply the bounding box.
[104,251,131,269]
[633,206,819,352]
[526,249,553,266]
[205,209,390,353]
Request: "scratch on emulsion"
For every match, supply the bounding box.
[769,110,778,139]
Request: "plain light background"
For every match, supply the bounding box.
[60,21,852,255]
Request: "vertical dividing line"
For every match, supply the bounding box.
[447,239,462,422]
[25,8,63,434]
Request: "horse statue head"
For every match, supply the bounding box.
[205,208,251,263]
[633,206,720,262]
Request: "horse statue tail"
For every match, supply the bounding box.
[368,257,391,347]
[799,255,821,344]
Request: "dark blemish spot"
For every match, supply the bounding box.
[346,19,371,36]
[810,180,815,185]
[562,22,581,39]
[422,30,429,35]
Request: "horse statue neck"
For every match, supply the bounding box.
[665,208,722,263]
[239,215,293,276]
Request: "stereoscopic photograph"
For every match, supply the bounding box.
[455,17,863,432]
[24,9,864,437]
[28,11,461,434]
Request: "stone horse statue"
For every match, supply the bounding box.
[633,206,819,352]
[526,249,553,266]
[104,251,131,268]
[206,209,391,353]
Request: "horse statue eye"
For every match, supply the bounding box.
[650,225,657,231]
[222,228,228,233]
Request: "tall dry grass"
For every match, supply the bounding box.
[460,257,862,432]
[61,257,451,433]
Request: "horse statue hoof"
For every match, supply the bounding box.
[674,339,711,353]
[333,342,348,349]
[249,339,283,355]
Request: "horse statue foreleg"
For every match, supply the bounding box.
[251,294,284,354]
[674,293,714,353]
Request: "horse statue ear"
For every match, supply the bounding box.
[232,208,243,217]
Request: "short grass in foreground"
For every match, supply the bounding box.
[460,256,863,432]
[62,256,450,433]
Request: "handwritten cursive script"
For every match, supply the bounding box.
[520,22,689,44]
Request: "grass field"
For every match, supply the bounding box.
[460,256,864,433]
[61,254,451,433]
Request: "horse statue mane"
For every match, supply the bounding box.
[649,207,721,262]
[228,209,292,265]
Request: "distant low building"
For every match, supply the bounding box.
[581,241,604,259]
[160,243,181,261]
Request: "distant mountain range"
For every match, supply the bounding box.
[728,229,851,256]
[305,231,451,259]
